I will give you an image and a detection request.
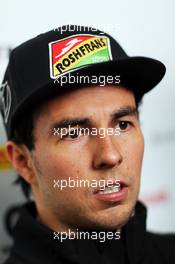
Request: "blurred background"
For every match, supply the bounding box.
[0,0,175,262]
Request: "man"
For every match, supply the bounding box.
[0,25,174,263]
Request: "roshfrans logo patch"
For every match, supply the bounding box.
[49,34,113,79]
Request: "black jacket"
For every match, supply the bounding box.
[4,201,175,264]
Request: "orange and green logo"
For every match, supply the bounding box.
[49,34,112,79]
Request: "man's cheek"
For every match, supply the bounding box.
[53,187,86,209]
[125,141,144,163]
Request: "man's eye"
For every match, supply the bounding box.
[117,121,132,131]
[62,128,81,139]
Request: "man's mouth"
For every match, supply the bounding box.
[94,181,128,202]
[98,184,121,194]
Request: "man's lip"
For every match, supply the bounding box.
[93,180,128,194]
[94,186,128,202]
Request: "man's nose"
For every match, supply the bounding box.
[92,135,123,170]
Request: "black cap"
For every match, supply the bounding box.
[0,25,166,139]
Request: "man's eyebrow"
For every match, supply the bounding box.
[50,118,91,131]
[111,106,138,121]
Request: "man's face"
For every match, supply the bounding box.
[31,85,144,231]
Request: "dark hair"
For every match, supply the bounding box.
[10,87,143,199]
[10,108,35,199]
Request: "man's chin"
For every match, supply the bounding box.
[86,203,136,231]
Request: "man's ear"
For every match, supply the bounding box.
[6,141,36,185]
